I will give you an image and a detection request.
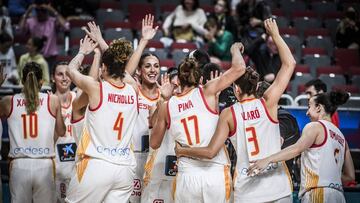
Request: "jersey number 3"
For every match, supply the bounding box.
[180,115,200,145]
[246,127,259,156]
[21,113,38,139]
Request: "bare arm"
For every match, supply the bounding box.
[125,14,158,75]
[19,4,35,32]
[175,108,233,159]
[149,101,168,149]
[342,142,355,183]
[0,96,12,118]
[72,48,101,111]
[263,18,296,110]
[50,94,66,138]
[45,4,68,30]
[248,122,320,175]
[203,42,246,96]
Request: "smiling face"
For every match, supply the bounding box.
[139,55,160,85]
[53,64,71,92]
[306,96,321,122]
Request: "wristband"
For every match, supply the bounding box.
[78,51,86,56]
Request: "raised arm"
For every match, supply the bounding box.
[82,22,109,53]
[342,142,355,184]
[125,14,158,75]
[248,122,320,176]
[203,42,246,96]
[175,107,234,159]
[66,36,100,109]
[149,101,169,149]
[72,47,101,111]
[50,94,66,138]
[19,4,35,33]
[262,18,296,110]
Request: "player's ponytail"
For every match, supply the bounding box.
[314,90,350,116]
[22,62,43,114]
[178,58,201,88]
[234,67,260,96]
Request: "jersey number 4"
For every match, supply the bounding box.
[180,115,200,145]
[21,113,38,139]
[113,112,124,140]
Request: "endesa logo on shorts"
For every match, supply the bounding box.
[96,146,130,157]
[14,147,50,155]
[57,143,77,162]
[131,179,142,197]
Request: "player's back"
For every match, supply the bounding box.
[8,93,56,158]
[300,120,346,196]
[230,98,292,202]
[167,87,228,168]
[77,81,137,166]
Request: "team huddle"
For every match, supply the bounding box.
[0,14,355,203]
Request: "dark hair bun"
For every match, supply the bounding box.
[329,90,350,106]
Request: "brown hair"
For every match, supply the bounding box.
[234,67,259,96]
[21,62,43,114]
[102,38,133,79]
[178,58,201,88]
[314,91,349,116]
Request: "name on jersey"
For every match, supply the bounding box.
[330,130,344,147]
[178,100,194,112]
[138,102,152,110]
[16,98,44,107]
[241,108,260,121]
[108,93,135,104]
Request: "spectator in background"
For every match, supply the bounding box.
[0,31,17,85]
[162,0,207,43]
[18,36,50,86]
[336,6,360,49]
[19,0,69,73]
[8,0,32,17]
[208,0,237,40]
[0,4,13,37]
[245,33,281,82]
[304,79,340,127]
[204,17,234,62]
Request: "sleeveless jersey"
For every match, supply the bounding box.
[132,88,160,152]
[55,91,77,169]
[77,81,137,166]
[71,115,85,145]
[229,98,292,202]
[8,93,56,158]
[144,130,176,184]
[167,87,229,168]
[299,120,346,197]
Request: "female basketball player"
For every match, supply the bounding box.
[65,35,139,202]
[52,61,78,202]
[150,42,246,203]
[0,62,65,203]
[248,91,355,203]
[175,18,296,202]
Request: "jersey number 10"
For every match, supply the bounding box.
[21,113,38,139]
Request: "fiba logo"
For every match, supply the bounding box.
[153,199,164,203]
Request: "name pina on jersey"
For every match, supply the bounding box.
[178,100,194,112]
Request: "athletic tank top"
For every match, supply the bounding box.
[8,93,56,158]
[71,114,85,145]
[299,120,346,197]
[229,98,292,202]
[132,88,160,152]
[167,87,229,168]
[77,81,137,166]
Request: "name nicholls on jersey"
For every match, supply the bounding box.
[330,129,345,147]
[108,93,135,105]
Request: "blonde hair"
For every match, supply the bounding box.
[21,62,43,114]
